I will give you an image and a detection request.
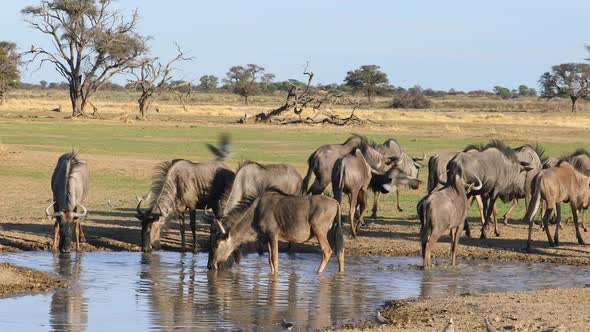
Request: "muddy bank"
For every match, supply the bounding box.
[0,263,67,298]
[333,287,590,332]
[1,214,590,266]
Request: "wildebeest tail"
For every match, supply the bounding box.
[523,175,542,224]
[329,204,344,258]
[300,154,316,194]
[427,155,437,193]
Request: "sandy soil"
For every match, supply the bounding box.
[333,287,590,332]
[0,263,67,298]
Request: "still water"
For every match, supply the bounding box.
[0,252,589,331]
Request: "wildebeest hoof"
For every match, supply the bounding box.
[480,233,487,239]
[495,232,501,237]
[397,208,403,212]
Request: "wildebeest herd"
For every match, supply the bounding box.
[45,135,590,273]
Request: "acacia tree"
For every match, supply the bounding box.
[0,42,20,104]
[198,75,219,92]
[539,63,590,112]
[22,0,148,116]
[130,45,191,119]
[224,64,273,104]
[344,65,389,103]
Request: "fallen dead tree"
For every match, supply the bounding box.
[244,65,370,126]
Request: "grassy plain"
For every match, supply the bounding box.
[0,89,589,262]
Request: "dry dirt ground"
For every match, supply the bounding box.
[0,263,67,298]
[332,287,590,332]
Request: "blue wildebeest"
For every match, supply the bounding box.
[523,160,590,249]
[222,161,302,216]
[332,147,411,238]
[445,141,533,239]
[301,134,392,195]
[207,189,344,274]
[135,160,235,253]
[370,138,424,218]
[419,174,482,267]
[211,161,302,253]
[45,152,89,253]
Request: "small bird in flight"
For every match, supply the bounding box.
[206,133,233,161]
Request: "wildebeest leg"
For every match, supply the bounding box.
[503,198,518,226]
[423,232,442,268]
[370,191,381,220]
[554,206,561,246]
[267,241,274,274]
[179,212,186,251]
[78,222,86,243]
[542,208,555,247]
[475,195,486,226]
[316,231,333,273]
[349,193,358,238]
[571,207,586,245]
[356,189,368,232]
[451,227,461,266]
[53,220,60,252]
[493,202,501,237]
[481,195,497,239]
[582,208,588,232]
[189,210,197,252]
[75,221,80,252]
[271,235,279,274]
[310,177,329,195]
[396,189,403,212]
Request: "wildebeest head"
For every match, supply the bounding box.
[206,215,234,270]
[45,203,87,253]
[135,198,166,253]
[377,166,422,193]
[387,153,425,189]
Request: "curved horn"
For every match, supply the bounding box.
[412,152,426,161]
[215,219,226,235]
[468,175,483,192]
[203,205,215,218]
[136,198,147,218]
[437,170,449,186]
[73,204,88,219]
[155,202,164,215]
[45,201,61,220]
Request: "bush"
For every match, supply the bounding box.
[391,88,432,109]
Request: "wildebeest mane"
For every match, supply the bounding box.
[219,193,259,228]
[526,142,547,163]
[237,160,267,172]
[483,140,519,162]
[558,149,590,175]
[346,133,368,145]
[150,159,184,206]
[462,143,485,152]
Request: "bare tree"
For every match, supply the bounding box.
[22,0,148,117]
[130,44,192,119]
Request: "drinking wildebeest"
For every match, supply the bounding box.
[370,138,424,218]
[445,140,533,239]
[45,152,89,253]
[523,160,590,249]
[301,135,387,195]
[135,159,235,253]
[207,189,344,274]
[419,174,482,267]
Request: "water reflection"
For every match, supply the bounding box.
[0,252,589,331]
[50,253,87,332]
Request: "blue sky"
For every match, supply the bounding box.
[1,0,589,90]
